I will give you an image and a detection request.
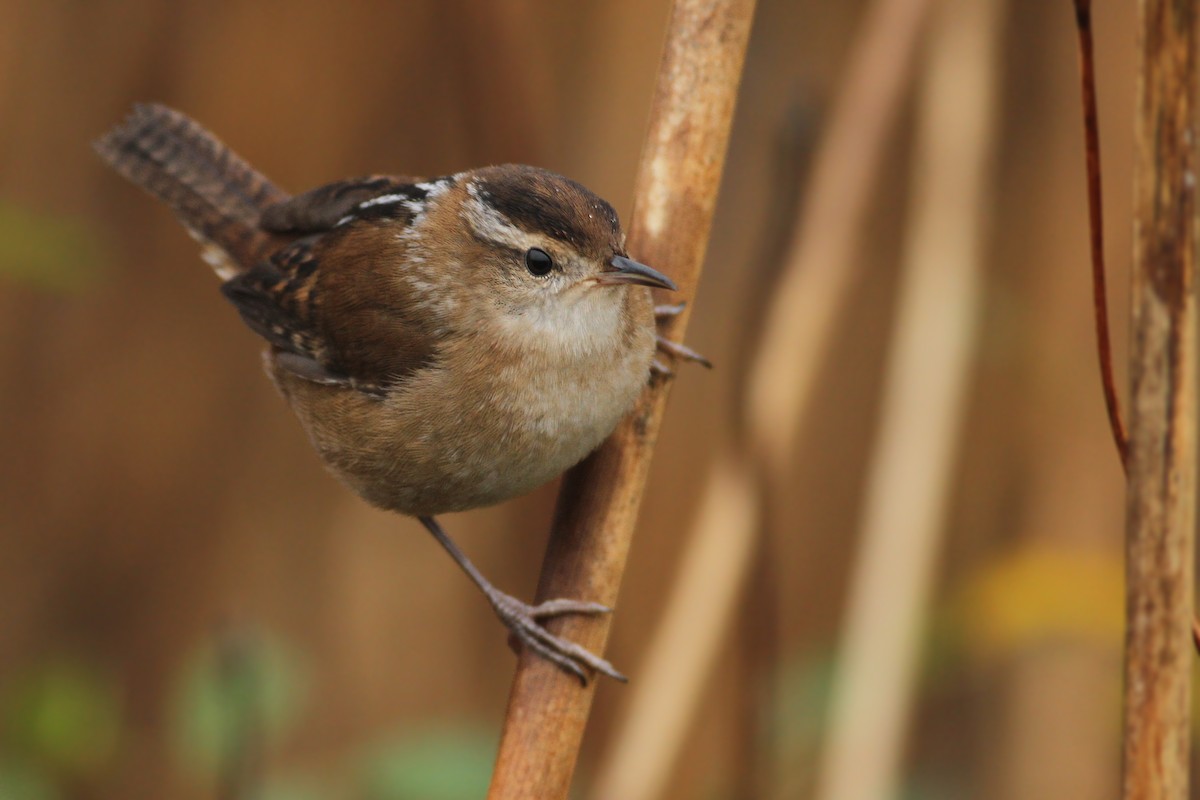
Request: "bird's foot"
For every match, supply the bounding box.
[655,302,688,320]
[490,591,627,684]
[652,303,713,377]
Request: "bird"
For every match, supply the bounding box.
[93,104,706,683]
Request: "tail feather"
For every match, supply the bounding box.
[93,104,289,275]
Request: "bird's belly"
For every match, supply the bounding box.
[271,351,649,516]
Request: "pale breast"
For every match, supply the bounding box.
[268,286,656,516]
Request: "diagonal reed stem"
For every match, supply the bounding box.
[590,0,936,795]
[486,1,757,797]
[814,0,1004,796]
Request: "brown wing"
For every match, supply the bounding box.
[222,176,455,390]
[221,236,332,366]
[259,175,423,233]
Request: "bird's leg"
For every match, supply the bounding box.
[654,302,688,320]
[417,515,626,684]
[652,303,713,377]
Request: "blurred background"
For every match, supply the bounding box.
[0,0,1146,798]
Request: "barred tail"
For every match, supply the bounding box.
[93,104,289,276]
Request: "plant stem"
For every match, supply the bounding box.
[813,0,1003,796]
[1121,0,1199,796]
[485,1,756,797]
[589,0,936,794]
[1072,0,1130,471]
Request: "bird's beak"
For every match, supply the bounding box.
[594,255,677,291]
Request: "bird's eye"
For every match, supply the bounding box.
[524,247,553,276]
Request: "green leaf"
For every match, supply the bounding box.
[773,651,836,743]
[358,727,496,800]
[257,775,329,800]
[170,632,307,777]
[0,200,107,292]
[899,774,963,800]
[2,658,120,775]
[0,761,60,800]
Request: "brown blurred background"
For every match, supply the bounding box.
[0,0,1145,798]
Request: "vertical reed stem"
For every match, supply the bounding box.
[1121,1,1198,796]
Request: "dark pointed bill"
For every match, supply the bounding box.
[594,255,677,291]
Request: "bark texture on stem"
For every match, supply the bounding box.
[590,0,935,795]
[486,1,756,797]
[1122,1,1198,797]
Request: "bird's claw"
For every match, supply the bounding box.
[655,302,688,320]
[655,336,713,369]
[652,303,712,376]
[491,592,626,684]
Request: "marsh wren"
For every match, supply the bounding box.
[94,104,699,683]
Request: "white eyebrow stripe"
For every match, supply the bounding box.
[462,182,530,249]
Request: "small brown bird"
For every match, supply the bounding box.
[94,104,701,682]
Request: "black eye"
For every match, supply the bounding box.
[525,247,553,276]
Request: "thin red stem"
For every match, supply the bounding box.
[1075,0,1200,667]
[1073,0,1130,473]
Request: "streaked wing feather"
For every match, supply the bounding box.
[260,175,424,233]
[222,197,442,389]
